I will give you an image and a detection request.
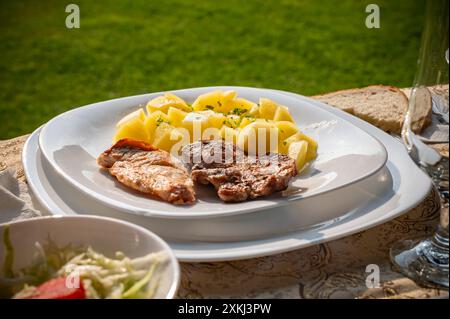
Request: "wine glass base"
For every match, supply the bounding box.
[390,236,449,289]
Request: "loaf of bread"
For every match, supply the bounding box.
[312,85,431,134]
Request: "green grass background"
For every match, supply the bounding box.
[0,0,425,139]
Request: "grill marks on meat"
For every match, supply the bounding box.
[182,140,297,202]
[99,138,296,205]
[97,138,195,204]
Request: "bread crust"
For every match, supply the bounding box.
[312,85,432,134]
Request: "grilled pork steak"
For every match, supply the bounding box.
[98,138,195,204]
[181,140,297,202]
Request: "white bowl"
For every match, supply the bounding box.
[0,215,180,298]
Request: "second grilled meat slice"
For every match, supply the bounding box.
[181,140,297,202]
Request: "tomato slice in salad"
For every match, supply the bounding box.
[21,277,86,299]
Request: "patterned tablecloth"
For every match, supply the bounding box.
[1,130,448,300]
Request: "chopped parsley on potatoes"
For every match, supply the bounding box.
[113,91,317,172]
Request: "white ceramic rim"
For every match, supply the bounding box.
[38,86,388,219]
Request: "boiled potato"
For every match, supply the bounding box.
[223,114,241,128]
[239,116,256,129]
[237,121,278,155]
[299,133,318,161]
[182,112,211,141]
[113,117,149,143]
[278,132,317,160]
[258,98,278,120]
[146,93,191,113]
[288,140,308,172]
[278,132,300,154]
[274,105,294,122]
[144,111,170,143]
[206,111,227,129]
[116,109,146,128]
[228,98,256,116]
[167,107,187,127]
[275,121,299,141]
[192,90,236,113]
[152,124,184,153]
[246,104,260,118]
[248,104,260,117]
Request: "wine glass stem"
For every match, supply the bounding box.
[431,163,449,250]
[434,201,449,249]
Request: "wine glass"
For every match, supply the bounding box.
[390,0,449,288]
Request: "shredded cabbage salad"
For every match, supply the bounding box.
[1,225,167,299]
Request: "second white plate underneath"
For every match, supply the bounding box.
[30,136,392,242]
[23,89,432,261]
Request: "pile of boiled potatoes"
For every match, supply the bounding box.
[114,90,317,172]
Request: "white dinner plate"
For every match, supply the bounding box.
[23,89,432,261]
[26,133,392,242]
[38,87,387,219]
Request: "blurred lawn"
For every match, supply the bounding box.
[0,0,425,139]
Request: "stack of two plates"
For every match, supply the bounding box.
[23,87,431,262]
